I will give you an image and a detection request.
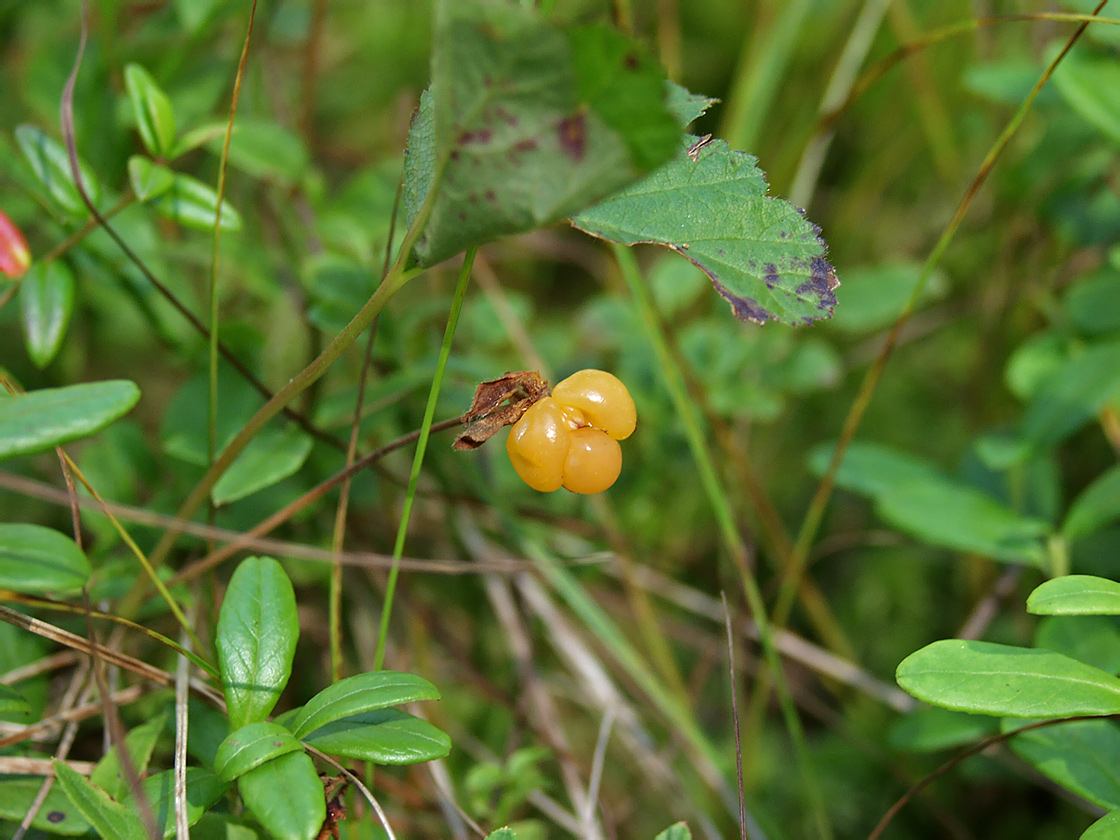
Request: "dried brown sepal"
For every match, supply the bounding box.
[454,370,550,451]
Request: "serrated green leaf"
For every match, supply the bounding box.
[1052,46,1120,144]
[90,714,167,800]
[237,750,324,840]
[664,82,717,127]
[1084,810,1120,840]
[1064,465,1120,541]
[211,423,313,506]
[290,670,440,738]
[149,171,242,231]
[897,640,1120,717]
[19,260,75,368]
[653,822,693,840]
[216,557,299,730]
[0,683,29,716]
[403,0,679,268]
[1029,575,1120,616]
[15,124,102,214]
[125,63,177,157]
[887,706,998,753]
[128,156,175,201]
[1005,717,1120,810]
[301,707,451,764]
[214,721,303,782]
[130,767,229,838]
[876,477,1050,566]
[53,759,147,840]
[573,134,837,325]
[0,380,141,461]
[0,523,90,594]
[0,778,91,835]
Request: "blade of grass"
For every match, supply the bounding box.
[614,242,832,840]
[373,247,477,670]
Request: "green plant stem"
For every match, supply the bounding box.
[614,243,833,840]
[373,247,477,671]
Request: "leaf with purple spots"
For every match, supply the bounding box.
[572,135,839,326]
[402,0,680,268]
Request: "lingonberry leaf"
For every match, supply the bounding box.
[402,0,680,268]
[19,261,75,369]
[572,134,838,325]
[0,380,141,461]
[1028,575,1120,616]
[236,750,324,840]
[124,63,177,158]
[215,721,303,782]
[0,524,90,594]
[1005,717,1120,811]
[301,707,452,764]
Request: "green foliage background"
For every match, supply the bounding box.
[3,1,1120,838]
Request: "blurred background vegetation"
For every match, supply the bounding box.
[2,0,1120,838]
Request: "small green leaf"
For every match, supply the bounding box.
[90,714,166,800]
[485,830,517,840]
[887,706,999,753]
[53,759,147,840]
[130,766,229,838]
[0,523,91,594]
[897,639,1120,717]
[0,683,29,716]
[1036,615,1120,675]
[216,557,299,730]
[572,134,837,326]
[1028,575,1120,616]
[204,120,308,186]
[807,440,942,500]
[403,0,679,268]
[19,260,75,368]
[128,156,175,200]
[290,670,440,738]
[15,124,102,214]
[149,171,242,231]
[124,63,177,157]
[653,822,693,840]
[1084,810,1120,840]
[215,721,303,782]
[1052,45,1120,143]
[0,778,90,835]
[1019,340,1120,457]
[211,423,313,506]
[237,750,325,840]
[1064,464,1120,541]
[301,708,451,764]
[1005,717,1120,810]
[0,380,141,461]
[875,477,1050,566]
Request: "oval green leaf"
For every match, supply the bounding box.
[132,766,229,838]
[896,639,1120,718]
[0,778,91,835]
[149,171,242,231]
[1063,464,1120,541]
[1028,575,1120,616]
[124,63,176,157]
[654,824,693,840]
[237,750,325,840]
[1005,717,1120,810]
[0,380,141,461]
[19,260,75,368]
[876,477,1050,567]
[301,708,451,764]
[128,156,175,201]
[215,721,303,782]
[15,124,102,214]
[0,523,91,594]
[291,670,440,738]
[211,423,313,506]
[0,683,30,716]
[53,759,147,840]
[1084,810,1120,840]
[216,557,299,730]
